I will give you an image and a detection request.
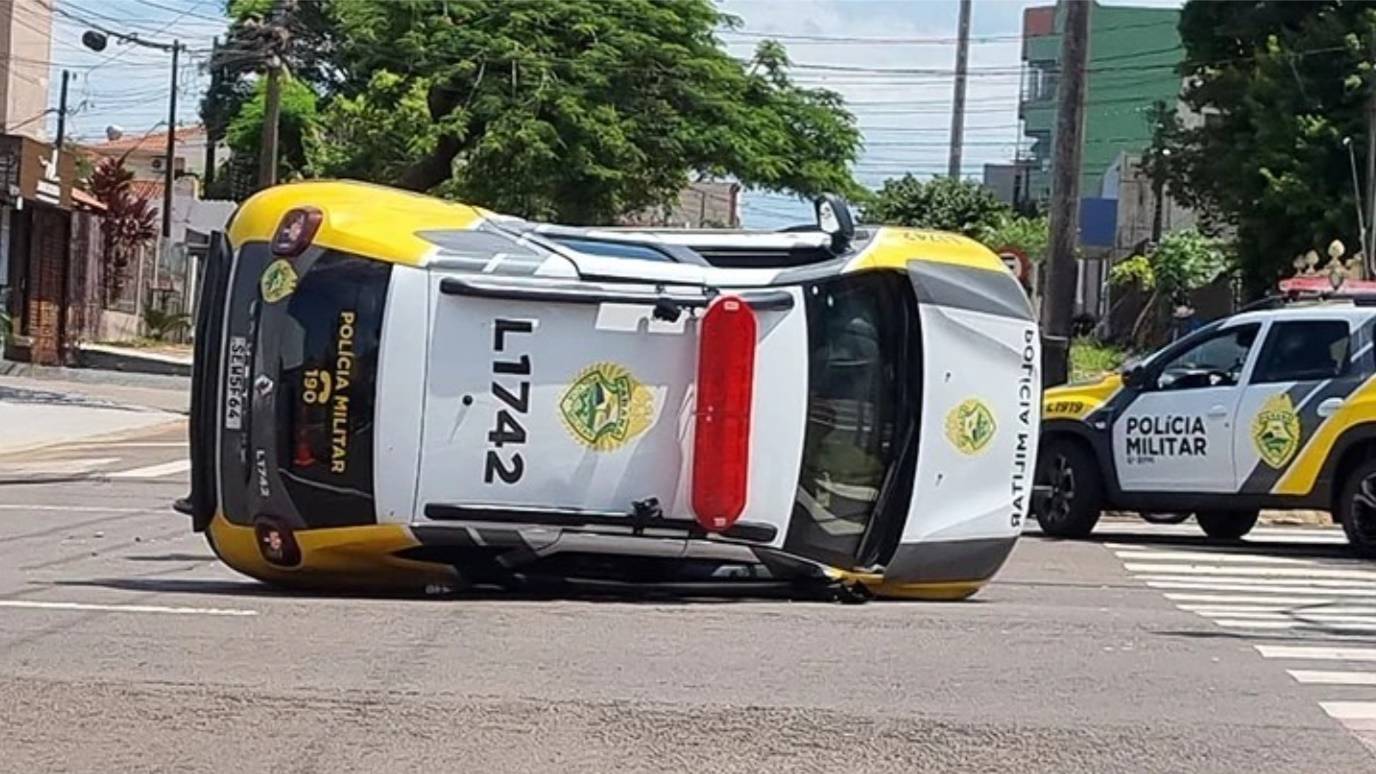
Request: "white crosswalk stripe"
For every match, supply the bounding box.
[107,459,191,479]
[1100,528,1376,754]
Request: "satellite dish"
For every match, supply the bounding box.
[105,125,123,141]
[81,30,108,52]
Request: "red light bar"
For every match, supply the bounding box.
[271,207,323,257]
[692,295,757,532]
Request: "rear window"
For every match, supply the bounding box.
[785,271,919,568]
[1252,320,1351,383]
[280,252,391,526]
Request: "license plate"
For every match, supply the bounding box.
[224,336,250,430]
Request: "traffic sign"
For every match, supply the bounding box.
[999,248,1030,283]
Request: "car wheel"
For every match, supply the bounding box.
[1034,439,1103,538]
[1195,510,1259,540]
[1339,458,1376,559]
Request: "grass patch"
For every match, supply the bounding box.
[1070,337,1128,383]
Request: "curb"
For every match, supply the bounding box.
[75,344,192,378]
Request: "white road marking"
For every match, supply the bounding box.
[0,600,255,617]
[1165,592,1346,606]
[1147,581,1376,596]
[1256,645,1376,661]
[63,442,186,449]
[1289,670,1376,686]
[1212,619,1376,632]
[0,504,150,513]
[1125,563,1376,581]
[107,459,191,479]
[1113,549,1314,565]
[1178,604,1376,615]
[0,458,120,474]
[1141,573,1376,587]
[1322,702,1376,721]
[1187,610,1376,624]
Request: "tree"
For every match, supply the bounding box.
[1109,228,1230,347]
[298,0,860,223]
[1161,2,1376,296]
[862,175,1011,238]
[979,212,1049,263]
[88,157,158,303]
[225,73,319,180]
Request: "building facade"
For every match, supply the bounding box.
[0,0,51,142]
[1019,1,1183,203]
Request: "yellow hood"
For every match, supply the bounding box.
[1043,373,1123,421]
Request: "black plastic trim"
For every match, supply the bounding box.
[180,230,232,532]
[423,503,778,543]
[439,276,793,311]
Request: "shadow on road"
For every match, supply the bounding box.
[46,575,951,606]
[1026,528,1356,561]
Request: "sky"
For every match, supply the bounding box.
[44,0,1183,228]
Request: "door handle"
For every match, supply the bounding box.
[1207,405,1229,418]
[1318,397,1344,418]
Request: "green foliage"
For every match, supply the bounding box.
[979,213,1049,263]
[1164,2,1376,295]
[862,175,1011,238]
[0,309,10,345]
[289,0,861,223]
[1110,229,1230,347]
[226,74,319,179]
[142,304,191,341]
[1109,228,1229,296]
[1070,337,1128,383]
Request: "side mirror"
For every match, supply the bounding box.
[1122,363,1147,389]
[815,193,855,253]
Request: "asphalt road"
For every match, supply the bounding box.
[3,422,1376,772]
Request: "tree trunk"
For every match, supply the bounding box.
[397,134,463,192]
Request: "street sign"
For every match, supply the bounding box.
[999,248,1030,283]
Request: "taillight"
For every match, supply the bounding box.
[692,295,757,532]
[271,207,323,257]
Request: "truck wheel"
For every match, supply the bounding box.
[1338,458,1376,559]
[1034,439,1103,538]
[1195,510,1259,540]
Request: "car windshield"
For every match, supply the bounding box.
[786,271,918,568]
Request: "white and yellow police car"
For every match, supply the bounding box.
[178,180,1041,601]
[1036,297,1376,555]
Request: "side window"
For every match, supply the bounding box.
[1154,324,1260,391]
[1251,320,1351,384]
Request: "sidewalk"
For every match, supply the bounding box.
[0,365,188,455]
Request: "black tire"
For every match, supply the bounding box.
[1034,438,1104,538]
[1339,458,1376,559]
[1195,510,1259,540]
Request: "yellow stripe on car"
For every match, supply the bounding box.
[207,514,458,590]
[227,180,485,265]
[846,226,1009,273]
[1042,374,1123,422]
[1274,375,1376,495]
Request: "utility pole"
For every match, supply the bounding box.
[1042,0,1091,386]
[204,36,220,189]
[257,57,282,189]
[55,69,70,363]
[163,40,178,240]
[947,0,972,179]
[1365,30,1376,269]
[54,70,69,150]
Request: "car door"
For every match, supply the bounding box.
[1113,322,1262,493]
[1233,317,1363,495]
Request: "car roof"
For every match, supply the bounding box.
[1226,300,1376,327]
